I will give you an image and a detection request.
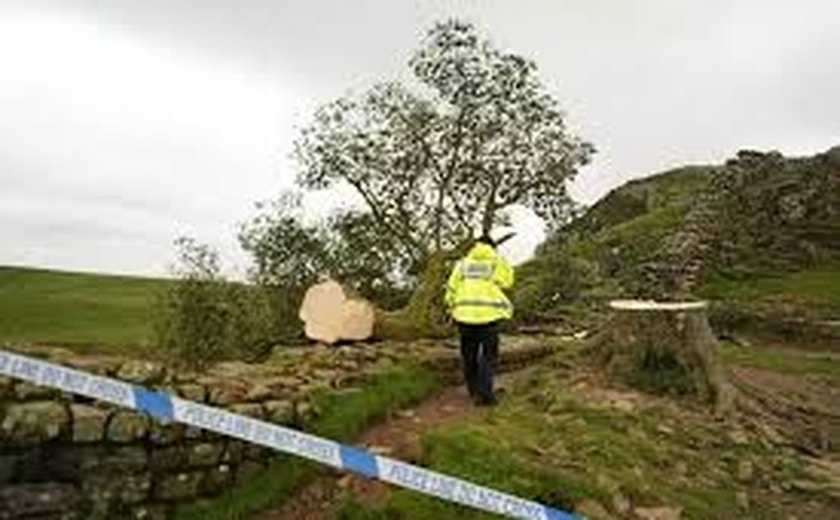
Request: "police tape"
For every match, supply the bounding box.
[0,349,582,520]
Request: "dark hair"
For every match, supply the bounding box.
[476,234,496,247]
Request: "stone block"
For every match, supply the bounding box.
[228,403,264,420]
[117,361,165,385]
[270,375,305,389]
[70,404,110,442]
[107,411,148,442]
[131,503,170,520]
[263,400,294,424]
[105,446,149,472]
[0,483,82,517]
[47,446,148,480]
[187,442,224,468]
[200,464,233,495]
[244,444,269,462]
[221,440,244,464]
[207,381,249,405]
[294,401,316,426]
[244,383,274,402]
[1,401,69,442]
[177,384,206,403]
[83,472,151,506]
[184,425,203,440]
[14,381,57,400]
[63,355,123,376]
[148,422,185,445]
[0,454,20,485]
[0,375,13,398]
[149,446,189,472]
[153,471,203,501]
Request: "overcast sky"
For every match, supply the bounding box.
[1,1,838,277]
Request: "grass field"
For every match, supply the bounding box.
[700,263,840,308]
[337,350,831,520]
[0,265,170,352]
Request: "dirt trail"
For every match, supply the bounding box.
[252,384,493,520]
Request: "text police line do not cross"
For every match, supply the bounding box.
[0,350,582,520]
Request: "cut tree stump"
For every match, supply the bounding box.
[588,300,729,407]
[298,280,375,344]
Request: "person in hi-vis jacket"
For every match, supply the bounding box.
[445,235,514,406]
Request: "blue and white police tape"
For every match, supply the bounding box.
[0,349,582,520]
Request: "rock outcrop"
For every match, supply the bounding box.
[649,147,840,296]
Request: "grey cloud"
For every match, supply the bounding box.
[1,0,838,275]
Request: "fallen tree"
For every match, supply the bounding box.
[298,280,376,344]
[244,20,594,339]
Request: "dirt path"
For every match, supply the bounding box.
[252,384,493,520]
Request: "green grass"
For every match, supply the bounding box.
[309,364,442,441]
[570,205,684,266]
[569,165,711,237]
[720,342,840,383]
[173,364,443,520]
[339,365,810,520]
[0,265,170,352]
[700,264,840,308]
[175,456,319,520]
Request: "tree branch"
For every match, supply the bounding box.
[344,175,425,261]
[481,173,500,235]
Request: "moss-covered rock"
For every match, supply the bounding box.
[0,483,82,518]
[187,443,224,468]
[71,404,110,443]
[199,465,233,496]
[1,401,69,441]
[117,360,165,385]
[263,400,294,424]
[14,381,57,400]
[107,411,148,442]
[153,471,204,501]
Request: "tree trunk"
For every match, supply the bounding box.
[374,252,454,340]
[299,280,375,344]
[374,237,515,341]
[588,300,729,407]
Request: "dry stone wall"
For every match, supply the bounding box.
[647,146,840,297]
[0,337,558,519]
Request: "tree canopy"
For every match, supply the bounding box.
[242,20,594,315]
[294,20,594,264]
[239,193,412,308]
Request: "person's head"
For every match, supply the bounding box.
[475,234,496,248]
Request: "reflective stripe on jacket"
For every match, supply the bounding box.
[445,243,514,324]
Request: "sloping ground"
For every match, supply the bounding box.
[515,146,840,339]
[330,342,839,519]
[721,342,840,454]
[514,166,710,324]
[562,165,713,239]
[252,386,480,520]
[699,264,840,347]
[0,266,170,352]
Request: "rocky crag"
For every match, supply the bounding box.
[517,145,840,342]
[649,147,840,296]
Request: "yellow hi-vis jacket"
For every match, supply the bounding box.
[445,243,514,324]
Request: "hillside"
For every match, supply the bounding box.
[0,265,170,352]
[514,164,716,325]
[516,146,840,344]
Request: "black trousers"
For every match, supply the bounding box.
[457,322,499,404]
